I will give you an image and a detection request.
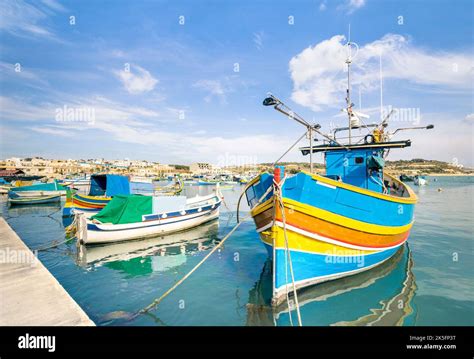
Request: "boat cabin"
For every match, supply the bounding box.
[299,140,411,194]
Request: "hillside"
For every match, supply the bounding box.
[254,159,472,175]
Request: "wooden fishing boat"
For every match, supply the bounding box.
[62,174,131,217]
[243,40,433,306]
[8,181,68,198]
[75,189,222,245]
[8,194,61,205]
[59,175,91,190]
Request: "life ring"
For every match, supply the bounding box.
[364,134,375,144]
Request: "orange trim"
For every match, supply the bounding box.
[254,203,410,248]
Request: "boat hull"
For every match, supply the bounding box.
[8,194,61,205]
[246,171,416,305]
[9,190,66,198]
[78,207,220,244]
[62,193,111,217]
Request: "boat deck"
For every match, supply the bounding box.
[0,217,94,326]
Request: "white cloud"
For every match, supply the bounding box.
[0,96,55,121]
[115,65,158,94]
[1,92,291,163]
[319,1,327,11]
[32,126,74,137]
[290,34,473,111]
[0,0,63,40]
[253,31,264,50]
[193,79,227,103]
[465,113,474,122]
[40,0,67,12]
[338,0,366,13]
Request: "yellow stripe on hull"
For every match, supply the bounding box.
[251,198,413,236]
[259,225,378,255]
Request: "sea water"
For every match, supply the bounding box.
[1,176,472,326]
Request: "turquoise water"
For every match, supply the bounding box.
[1,176,473,326]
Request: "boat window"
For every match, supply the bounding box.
[355,157,364,164]
[246,186,257,208]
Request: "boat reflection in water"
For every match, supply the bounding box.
[246,244,417,326]
[75,220,220,275]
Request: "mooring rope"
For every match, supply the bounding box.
[33,237,73,252]
[273,177,303,327]
[131,213,252,319]
[126,183,278,321]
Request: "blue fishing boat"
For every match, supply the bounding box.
[62,174,132,218]
[242,39,433,307]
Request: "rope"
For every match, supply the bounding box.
[221,197,234,226]
[273,176,303,326]
[33,237,72,252]
[131,214,252,319]
[236,181,274,223]
[32,214,78,252]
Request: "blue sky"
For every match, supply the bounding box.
[0,0,472,166]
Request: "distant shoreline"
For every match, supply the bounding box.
[386,172,474,177]
[425,173,474,177]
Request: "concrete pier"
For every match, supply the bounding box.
[0,217,94,326]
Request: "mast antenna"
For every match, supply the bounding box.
[379,51,383,121]
[345,25,359,144]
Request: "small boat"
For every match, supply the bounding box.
[243,39,433,306]
[8,194,61,206]
[399,174,414,182]
[63,174,132,218]
[59,175,91,190]
[8,180,68,198]
[414,175,427,186]
[184,179,198,185]
[239,177,249,184]
[0,183,11,194]
[197,179,221,186]
[153,177,184,195]
[75,188,222,245]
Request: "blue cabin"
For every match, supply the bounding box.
[325,148,385,192]
[299,140,412,194]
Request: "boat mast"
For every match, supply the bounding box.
[345,25,353,144]
[343,25,361,146]
[309,126,313,173]
[379,51,383,121]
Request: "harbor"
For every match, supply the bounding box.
[0,5,473,356]
[1,29,473,326]
[0,175,472,326]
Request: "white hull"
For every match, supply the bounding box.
[130,176,153,184]
[9,195,61,205]
[414,178,426,186]
[78,209,219,244]
[10,190,67,198]
[71,207,100,218]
